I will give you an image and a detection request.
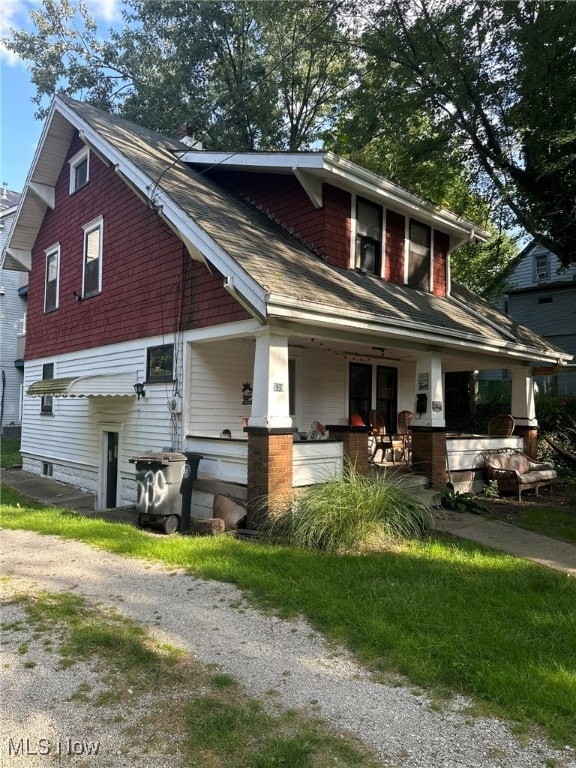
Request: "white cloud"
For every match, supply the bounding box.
[0,0,123,65]
[0,0,37,65]
[86,0,122,23]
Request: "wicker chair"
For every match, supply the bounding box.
[397,410,414,462]
[368,410,394,464]
[488,414,515,436]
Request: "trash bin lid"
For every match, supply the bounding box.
[129,451,187,464]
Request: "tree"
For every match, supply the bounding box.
[5,0,354,151]
[349,0,576,268]
[325,69,519,294]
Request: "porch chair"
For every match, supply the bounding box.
[368,410,394,464]
[397,410,414,462]
[488,414,515,436]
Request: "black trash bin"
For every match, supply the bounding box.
[129,452,202,534]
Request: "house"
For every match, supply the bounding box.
[482,241,576,397]
[2,96,572,517]
[0,187,25,437]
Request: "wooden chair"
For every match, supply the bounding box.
[368,410,394,464]
[397,410,414,462]
[488,414,515,436]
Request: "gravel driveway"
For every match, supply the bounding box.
[1,529,575,768]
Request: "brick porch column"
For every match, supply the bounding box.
[411,427,447,488]
[326,425,370,475]
[246,428,293,527]
[514,425,539,459]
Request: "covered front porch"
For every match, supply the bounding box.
[182,320,542,515]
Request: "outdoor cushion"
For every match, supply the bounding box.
[517,470,557,484]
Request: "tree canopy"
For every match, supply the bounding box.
[347,0,576,269]
[5,0,576,273]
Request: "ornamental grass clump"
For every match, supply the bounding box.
[264,467,435,553]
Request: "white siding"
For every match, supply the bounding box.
[506,244,576,291]
[21,335,185,507]
[1,206,26,431]
[188,338,255,438]
[299,349,347,430]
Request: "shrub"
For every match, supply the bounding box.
[263,466,436,553]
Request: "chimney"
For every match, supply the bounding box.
[176,124,203,150]
[2,182,7,199]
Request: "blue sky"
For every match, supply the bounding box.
[1,0,122,194]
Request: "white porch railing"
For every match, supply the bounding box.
[185,436,343,488]
[446,434,524,493]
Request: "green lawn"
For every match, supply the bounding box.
[2,483,575,750]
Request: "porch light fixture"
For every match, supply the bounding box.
[133,382,146,400]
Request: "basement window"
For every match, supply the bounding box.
[42,462,53,477]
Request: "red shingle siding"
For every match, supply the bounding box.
[385,210,405,284]
[433,230,449,297]
[208,170,351,269]
[191,261,250,328]
[25,134,248,360]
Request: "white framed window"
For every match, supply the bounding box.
[407,219,431,291]
[533,252,549,281]
[355,197,383,275]
[69,147,90,194]
[82,217,103,298]
[41,362,54,414]
[44,243,60,312]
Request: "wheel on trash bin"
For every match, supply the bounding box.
[162,515,179,535]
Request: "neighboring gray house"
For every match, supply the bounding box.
[484,241,576,396]
[0,186,25,436]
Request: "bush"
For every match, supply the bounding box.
[263,467,436,553]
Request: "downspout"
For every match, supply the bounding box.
[446,229,475,298]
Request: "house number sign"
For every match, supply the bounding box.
[273,382,284,392]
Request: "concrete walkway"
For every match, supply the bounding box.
[2,467,575,577]
[435,509,576,577]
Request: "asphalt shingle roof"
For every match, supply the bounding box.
[61,98,568,359]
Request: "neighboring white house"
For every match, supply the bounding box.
[0,186,25,436]
[483,241,576,397]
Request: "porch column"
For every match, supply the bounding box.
[511,366,539,457]
[410,353,447,487]
[246,331,293,526]
[326,425,371,475]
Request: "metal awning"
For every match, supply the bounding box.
[27,373,136,398]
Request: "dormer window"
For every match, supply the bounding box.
[69,147,89,194]
[408,220,431,291]
[534,252,549,281]
[355,198,382,275]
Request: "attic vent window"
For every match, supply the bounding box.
[69,147,90,194]
[538,296,553,304]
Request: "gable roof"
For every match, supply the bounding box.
[2,97,572,367]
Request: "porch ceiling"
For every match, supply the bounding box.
[284,332,545,372]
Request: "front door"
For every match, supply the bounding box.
[376,366,398,434]
[105,431,119,508]
[349,363,372,424]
